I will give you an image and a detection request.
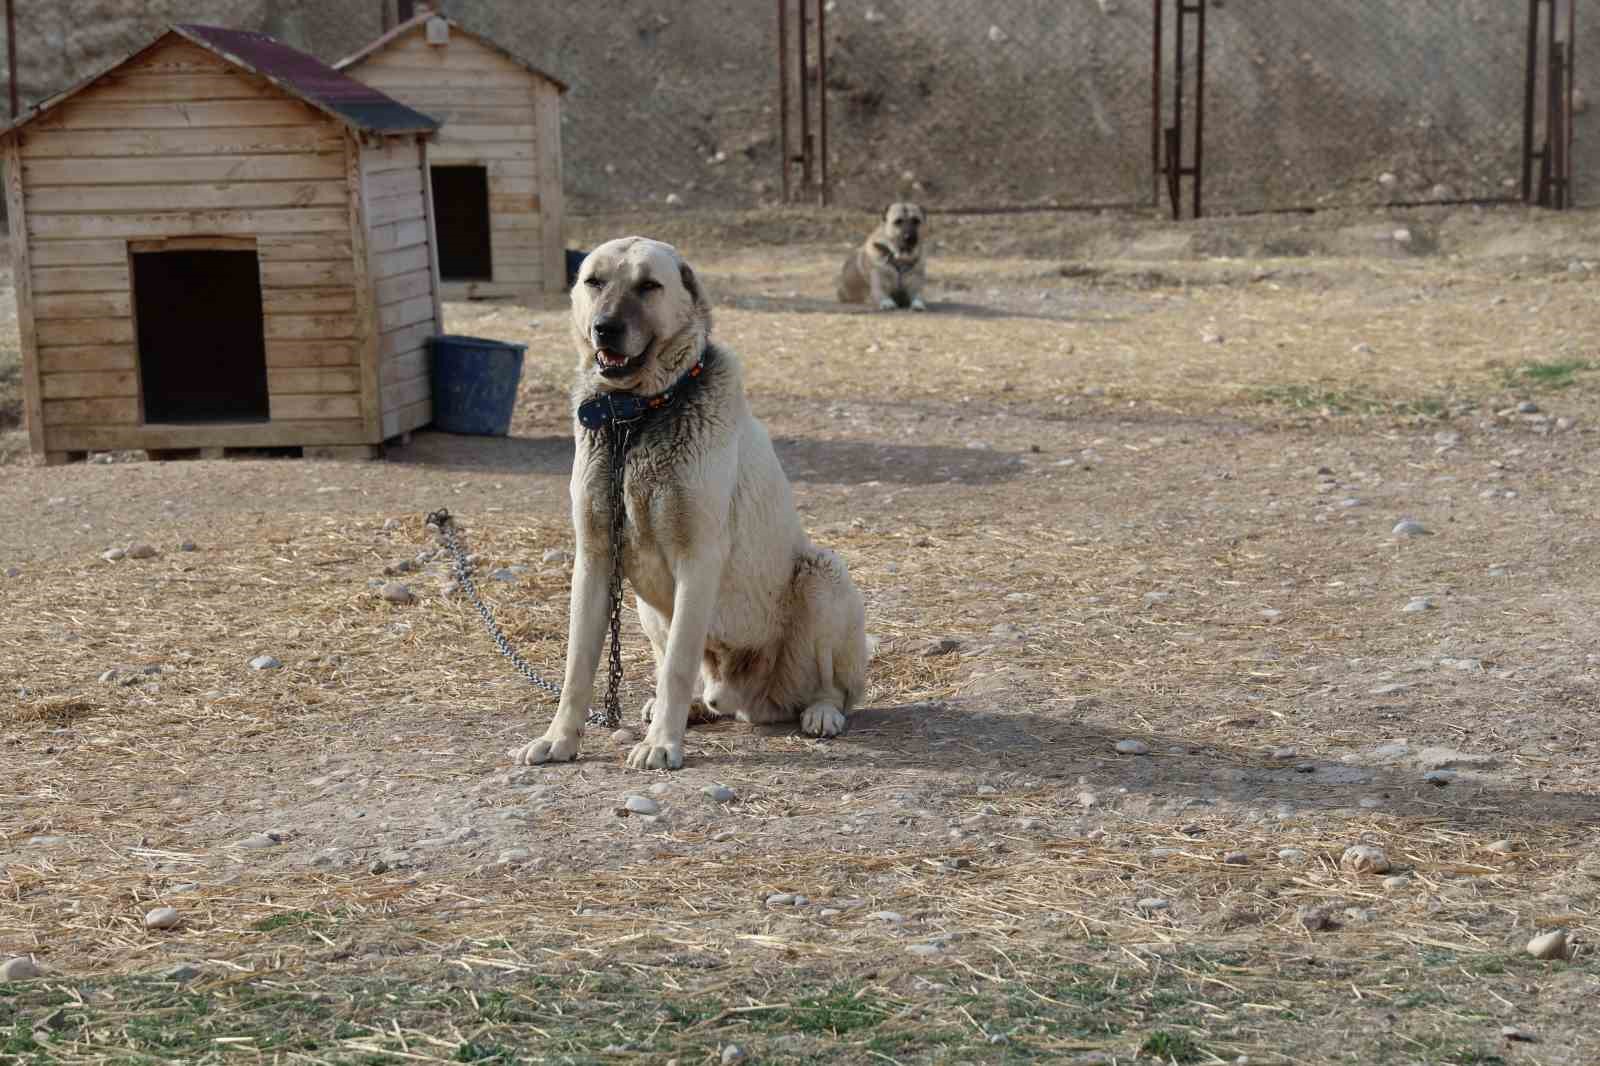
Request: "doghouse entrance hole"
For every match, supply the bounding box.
[133,249,269,424]
[431,165,493,281]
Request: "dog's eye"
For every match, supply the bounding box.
[583,276,604,288]
[638,279,662,293]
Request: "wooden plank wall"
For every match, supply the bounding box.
[15,38,371,452]
[361,138,439,439]
[345,28,561,302]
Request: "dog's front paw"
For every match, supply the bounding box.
[626,739,684,770]
[511,732,581,765]
[877,297,898,311]
[800,702,848,738]
[910,297,927,312]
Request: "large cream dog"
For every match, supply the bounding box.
[513,237,870,772]
[836,202,928,311]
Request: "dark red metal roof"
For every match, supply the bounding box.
[0,24,439,139]
[175,24,438,134]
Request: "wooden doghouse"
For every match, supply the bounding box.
[2,24,446,464]
[338,12,567,304]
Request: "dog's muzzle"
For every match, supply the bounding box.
[595,347,648,378]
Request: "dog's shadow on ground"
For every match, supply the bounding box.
[389,430,1028,486]
[691,700,1600,832]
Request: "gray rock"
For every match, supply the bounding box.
[178,540,198,552]
[101,547,126,562]
[497,848,532,865]
[703,784,737,803]
[1136,898,1170,912]
[1422,770,1457,786]
[623,794,660,816]
[1517,400,1540,414]
[144,906,181,930]
[647,782,672,798]
[1270,747,1298,760]
[1115,739,1150,756]
[382,559,416,576]
[1276,847,1308,863]
[127,543,159,560]
[0,956,40,981]
[541,548,571,565]
[1501,1026,1536,1043]
[1401,598,1433,613]
[490,568,517,582]
[1222,851,1250,866]
[380,582,415,604]
[1526,929,1569,960]
[1076,791,1099,809]
[721,1045,747,1066]
[163,963,202,982]
[766,892,798,906]
[1369,683,1410,696]
[1382,875,1412,890]
[4,566,20,578]
[1343,906,1379,924]
[249,655,282,671]
[235,832,282,850]
[1341,844,1391,874]
[1415,747,1499,771]
[1297,905,1339,931]
[920,637,962,657]
[907,941,946,957]
[1392,520,1429,537]
[611,729,635,745]
[868,910,905,923]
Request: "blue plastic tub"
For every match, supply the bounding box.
[428,334,528,436]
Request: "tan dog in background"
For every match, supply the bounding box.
[837,202,928,311]
[512,237,871,772]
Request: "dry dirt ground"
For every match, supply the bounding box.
[2,205,1600,1065]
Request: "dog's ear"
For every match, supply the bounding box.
[679,260,705,307]
[884,203,896,221]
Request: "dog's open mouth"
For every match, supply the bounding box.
[595,348,648,378]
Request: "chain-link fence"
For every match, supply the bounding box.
[3,1,1592,215]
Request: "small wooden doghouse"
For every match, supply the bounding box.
[2,24,446,464]
[338,12,567,304]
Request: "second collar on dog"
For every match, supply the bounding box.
[577,352,708,432]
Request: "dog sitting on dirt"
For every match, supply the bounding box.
[512,236,871,771]
[836,202,929,311]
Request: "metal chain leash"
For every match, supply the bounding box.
[426,420,633,731]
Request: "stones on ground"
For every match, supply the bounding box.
[765,892,799,906]
[1115,739,1150,756]
[720,1044,747,1066]
[178,540,197,552]
[1401,597,1433,613]
[1076,790,1099,809]
[1415,747,1499,772]
[541,548,571,565]
[163,963,202,983]
[1382,874,1412,890]
[380,582,415,604]
[1136,898,1170,913]
[144,906,181,930]
[623,794,659,816]
[1517,400,1540,414]
[1270,747,1298,760]
[1369,682,1410,696]
[1526,929,1569,960]
[382,559,416,575]
[127,543,159,559]
[1298,905,1339,932]
[920,636,962,657]
[703,784,737,803]
[249,655,282,671]
[1422,770,1456,786]
[1341,844,1391,874]
[868,910,905,923]
[101,547,126,562]
[490,568,517,582]
[235,832,282,850]
[1484,839,1516,856]
[4,566,19,578]
[1501,1026,1536,1043]
[1222,851,1250,866]
[611,728,636,745]
[1391,519,1429,537]
[646,782,672,798]
[907,941,946,957]
[1,956,41,980]
[497,847,532,865]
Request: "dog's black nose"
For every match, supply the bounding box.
[593,317,626,346]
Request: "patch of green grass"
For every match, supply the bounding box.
[1507,358,1596,389]
[780,983,891,1036]
[251,909,331,933]
[1139,1029,1206,1063]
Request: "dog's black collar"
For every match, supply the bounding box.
[577,350,710,432]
